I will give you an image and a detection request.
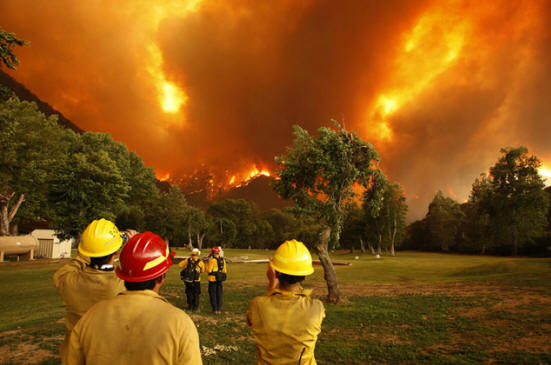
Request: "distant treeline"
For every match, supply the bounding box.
[398,148,551,256]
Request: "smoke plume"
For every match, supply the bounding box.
[2,0,550,218]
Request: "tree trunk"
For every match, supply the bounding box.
[315,227,342,304]
[197,233,205,250]
[0,193,24,236]
[481,243,486,255]
[377,234,382,255]
[512,231,518,256]
[359,238,366,253]
[390,218,397,256]
[368,243,375,255]
[187,232,193,249]
[350,246,354,254]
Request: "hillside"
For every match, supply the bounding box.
[0,69,83,133]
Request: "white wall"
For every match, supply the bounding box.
[30,229,73,259]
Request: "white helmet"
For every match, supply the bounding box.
[191,248,200,256]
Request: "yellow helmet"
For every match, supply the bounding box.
[78,219,124,257]
[271,239,314,276]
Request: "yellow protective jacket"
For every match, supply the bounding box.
[247,288,325,365]
[53,254,125,360]
[178,257,206,282]
[206,254,227,282]
[66,290,203,365]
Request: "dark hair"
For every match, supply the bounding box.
[124,276,160,291]
[278,273,305,285]
[90,253,115,268]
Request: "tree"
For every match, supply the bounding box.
[0,96,69,235]
[261,208,300,249]
[363,182,408,256]
[145,186,189,244]
[0,29,28,70]
[185,206,209,249]
[273,122,385,303]
[468,147,549,255]
[340,203,366,253]
[207,199,260,248]
[49,146,130,239]
[425,191,463,252]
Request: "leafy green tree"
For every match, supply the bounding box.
[80,132,158,207]
[208,217,237,248]
[463,174,494,254]
[273,122,385,303]
[468,147,549,255]
[425,191,463,252]
[261,208,299,249]
[184,206,209,249]
[144,186,189,245]
[49,145,129,239]
[362,182,408,255]
[0,29,28,70]
[0,96,69,235]
[207,199,260,248]
[340,203,367,253]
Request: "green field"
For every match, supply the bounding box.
[1,250,550,364]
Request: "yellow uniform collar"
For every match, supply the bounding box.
[266,287,312,298]
[118,290,168,303]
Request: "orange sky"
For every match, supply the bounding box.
[2,0,551,218]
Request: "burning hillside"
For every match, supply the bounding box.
[2,0,551,217]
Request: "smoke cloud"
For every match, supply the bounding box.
[2,0,550,218]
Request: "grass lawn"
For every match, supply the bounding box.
[0,250,550,364]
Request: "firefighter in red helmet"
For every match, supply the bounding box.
[206,246,227,313]
[66,232,202,365]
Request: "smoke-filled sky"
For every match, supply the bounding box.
[2,0,551,219]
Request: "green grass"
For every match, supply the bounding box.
[1,250,550,364]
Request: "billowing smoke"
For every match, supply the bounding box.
[2,0,550,218]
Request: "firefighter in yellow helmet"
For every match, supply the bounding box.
[247,240,325,365]
[178,248,206,311]
[66,232,202,365]
[53,219,131,363]
[206,246,227,313]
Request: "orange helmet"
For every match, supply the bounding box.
[116,232,174,282]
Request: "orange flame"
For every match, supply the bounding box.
[539,165,551,181]
[156,172,171,182]
[226,165,272,188]
[142,1,202,115]
[366,3,469,142]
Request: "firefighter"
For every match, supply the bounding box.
[247,239,326,365]
[66,231,202,365]
[53,218,128,363]
[206,246,227,314]
[179,248,205,311]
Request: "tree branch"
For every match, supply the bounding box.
[8,193,24,221]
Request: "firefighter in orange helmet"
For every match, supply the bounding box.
[53,219,130,363]
[66,232,202,365]
[247,240,325,365]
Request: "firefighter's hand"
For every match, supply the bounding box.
[267,260,278,291]
[123,229,138,241]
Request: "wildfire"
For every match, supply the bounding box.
[142,1,202,114]
[227,166,272,187]
[539,165,551,181]
[156,172,171,182]
[366,3,469,142]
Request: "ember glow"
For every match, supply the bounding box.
[2,0,551,218]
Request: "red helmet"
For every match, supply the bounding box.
[116,232,174,282]
[211,246,221,254]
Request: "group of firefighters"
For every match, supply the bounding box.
[53,218,325,364]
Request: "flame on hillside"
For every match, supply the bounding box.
[540,165,551,181]
[228,166,272,188]
[156,172,171,182]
